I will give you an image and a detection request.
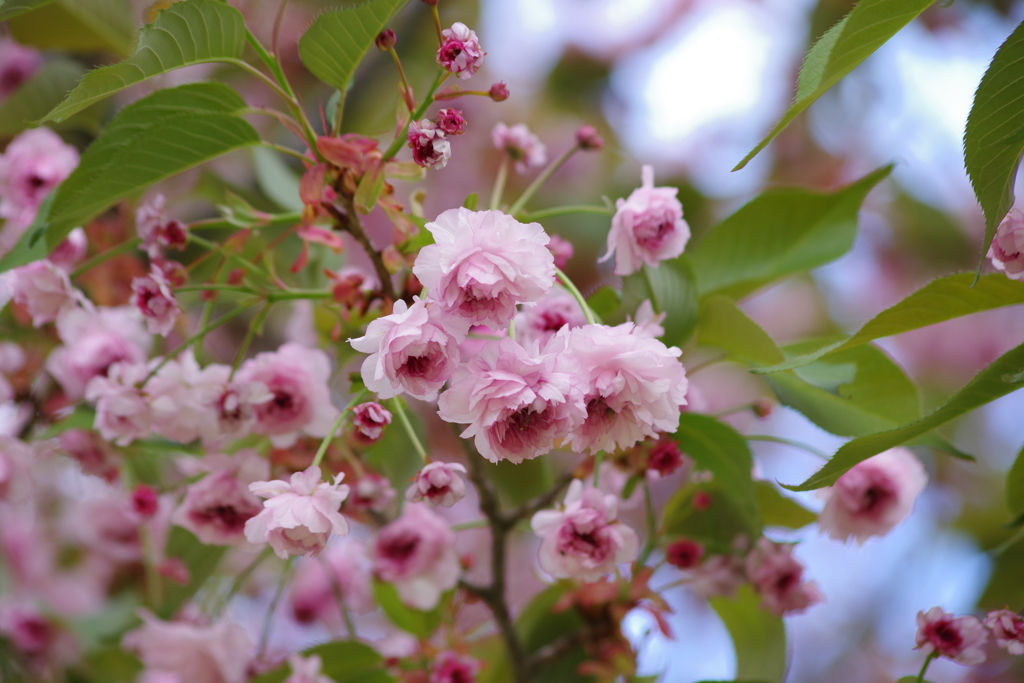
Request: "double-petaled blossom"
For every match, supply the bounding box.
[347,473,397,514]
[85,361,152,446]
[146,353,222,444]
[436,22,485,79]
[407,119,451,169]
[989,208,1024,279]
[349,298,467,402]
[513,287,586,349]
[172,451,268,546]
[563,323,688,455]
[531,480,640,582]
[413,208,554,328]
[201,367,274,448]
[136,195,188,260]
[915,607,988,665]
[818,447,928,544]
[405,461,468,508]
[745,538,823,616]
[4,259,82,326]
[435,109,467,136]
[439,336,584,463]
[351,402,391,443]
[372,503,460,610]
[602,165,690,276]
[131,266,181,336]
[122,611,254,683]
[429,651,481,683]
[235,343,340,448]
[985,609,1024,655]
[244,466,350,558]
[491,123,546,173]
[290,540,374,628]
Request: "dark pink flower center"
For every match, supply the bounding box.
[926,619,963,653]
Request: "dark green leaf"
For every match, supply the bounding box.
[586,285,621,322]
[8,0,135,56]
[622,257,698,346]
[710,585,787,683]
[0,59,86,137]
[251,146,303,213]
[487,456,552,508]
[965,19,1024,269]
[515,584,589,683]
[691,166,891,298]
[371,579,442,638]
[298,0,409,92]
[0,0,56,21]
[663,481,758,551]
[160,526,227,618]
[40,82,260,247]
[42,0,246,123]
[251,640,390,683]
[696,295,785,367]
[735,0,935,170]
[1008,444,1024,522]
[754,481,817,529]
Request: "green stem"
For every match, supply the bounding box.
[191,212,302,231]
[553,265,596,325]
[213,546,273,618]
[220,58,295,106]
[642,264,662,313]
[915,651,937,683]
[452,519,489,531]
[383,71,446,160]
[260,141,310,163]
[144,300,260,383]
[70,238,141,279]
[176,284,257,295]
[518,205,613,222]
[490,158,508,211]
[746,435,829,460]
[507,144,581,216]
[266,289,334,301]
[312,410,349,469]
[390,397,428,462]
[258,558,293,656]
[188,233,269,280]
[592,451,603,486]
[636,480,657,566]
[229,302,271,380]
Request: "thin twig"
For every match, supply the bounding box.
[324,200,396,301]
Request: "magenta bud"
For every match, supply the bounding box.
[576,124,604,151]
[489,81,510,102]
[375,29,396,51]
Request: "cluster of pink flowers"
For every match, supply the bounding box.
[915,606,1024,667]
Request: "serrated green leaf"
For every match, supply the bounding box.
[711,585,787,683]
[371,578,442,638]
[39,82,259,247]
[0,0,57,21]
[0,58,86,137]
[697,295,785,367]
[8,0,135,56]
[1008,444,1024,522]
[965,19,1024,271]
[735,0,935,170]
[251,640,390,683]
[298,0,409,92]
[42,0,247,123]
[622,257,698,346]
[692,166,890,298]
[159,526,227,618]
[754,481,817,529]
[787,339,1024,491]
[756,273,1024,373]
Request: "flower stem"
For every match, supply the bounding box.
[518,204,613,222]
[229,302,271,380]
[258,558,293,657]
[260,140,310,163]
[312,410,349,469]
[212,546,273,618]
[390,397,428,462]
[70,238,141,279]
[389,47,414,112]
[636,480,657,567]
[553,265,597,325]
[916,651,937,683]
[383,71,446,160]
[432,5,444,44]
[507,144,581,216]
[592,451,603,486]
[490,158,508,211]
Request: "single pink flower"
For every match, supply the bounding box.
[199,367,274,448]
[122,611,254,683]
[601,165,690,276]
[435,109,467,136]
[436,22,485,79]
[347,473,397,514]
[563,323,688,455]
[745,538,823,616]
[665,538,704,569]
[916,606,988,665]
[284,654,334,683]
[48,227,87,271]
[818,447,927,544]
[547,234,574,268]
[132,266,181,336]
[352,402,392,443]
[372,503,460,610]
[429,651,481,683]
[5,259,82,326]
[349,298,467,402]
[513,286,586,349]
[407,119,451,169]
[413,208,555,327]
[0,601,77,672]
[405,461,468,508]
[290,540,374,627]
[989,208,1024,279]
[688,553,748,599]
[172,451,267,546]
[75,494,144,563]
[0,128,78,251]
[85,361,153,446]
[0,40,41,98]
[438,336,584,463]
[491,123,547,173]
[136,194,188,258]
[531,480,640,582]
[244,466,350,558]
[985,609,1024,655]
[235,343,340,447]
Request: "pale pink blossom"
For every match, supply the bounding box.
[290,540,374,627]
[172,451,268,546]
[407,119,451,169]
[430,651,480,683]
[352,402,391,443]
[49,228,87,270]
[915,607,988,665]
[132,267,180,336]
[631,299,666,339]
[491,123,547,173]
[547,234,574,268]
[439,336,583,463]
[284,654,334,683]
[147,353,226,445]
[436,22,485,79]
[989,208,1024,279]
[347,473,396,514]
[0,40,41,98]
[688,553,747,598]
[0,601,77,673]
[122,611,254,683]
[349,298,467,402]
[75,495,143,562]
[745,538,823,616]
[372,503,460,610]
[818,447,927,544]
[513,286,586,348]
[5,259,82,326]
[235,343,340,448]
[198,366,274,447]
[985,609,1024,655]
[405,461,468,508]
[413,208,554,327]
[59,429,120,481]
[85,361,153,446]
[245,466,350,558]
[563,323,688,455]
[531,480,640,582]
[602,165,690,276]
[137,194,187,258]
[0,128,79,250]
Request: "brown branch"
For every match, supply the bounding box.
[325,199,396,302]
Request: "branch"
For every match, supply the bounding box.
[325,200,397,302]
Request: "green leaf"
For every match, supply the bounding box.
[696,295,785,367]
[691,166,891,298]
[515,584,589,683]
[622,257,699,346]
[754,481,817,529]
[786,339,1024,490]
[371,579,442,638]
[0,59,86,137]
[755,273,1024,373]
[965,19,1024,269]
[734,0,935,170]
[1008,444,1024,522]
[896,679,934,683]
[487,456,552,508]
[710,585,787,683]
[8,0,136,56]
[38,405,95,439]
[42,0,247,123]
[0,0,57,21]
[251,146,303,213]
[586,286,621,322]
[662,480,758,551]
[0,190,54,274]
[251,640,391,683]
[298,0,409,92]
[40,82,260,248]
[463,192,479,210]
[160,526,227,618]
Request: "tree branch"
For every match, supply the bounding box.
[325,199,397,302]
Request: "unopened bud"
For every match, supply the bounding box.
[489,81,509,102]
[375,29,396,51]
[132,485,159,519]
[226,268,245,286]
[752,398,774,419]
[576,124,604,151]
[693,491,712,511]
[420,0,439,5]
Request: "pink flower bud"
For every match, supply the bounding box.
[665,538,704,569]
[407,119,451,169]
[405,461,468,508]
[985,609,1024,655]
[989,208,1024,279]
[435,108,467,136]
[436,23,485,80]
[131,485,159,519]
[575,124,604,151]
[915,607,988,665]
[351,402,392,443]
[752,398,774,419]
[693,491,712,511]
[647,438,688,476]
[745,538,822,616]
[375,29,396,51]
[489,81,510,102]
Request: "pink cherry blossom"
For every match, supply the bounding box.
[5,259,82,326]
[75,494,144,562]
[563,323,688,455]
[405,461,468,508]
[147,353,226,445]
[284,654,334,683]
[435,109,467,136]
[199,366,274,447]
[85,361,153,446]
[688,553,748,599]
[0,40,41,98]
[58,429,120,482]
[665,538,704,569]
[352,402,391,443]
[347,473,397,514]
[408,119,451,169]
[48,227,87,270]
[122,611,254,683]
[349,298,467,402]
[372,503,460,610]
[513,286,586,348]
[436,22,485,79]
[0,601,77,674]
[137,194,188,258]
[630,299,666,339]
[547,234,574,268]
[531,480,640,582]
[235,343,340,447]
[172,451,268,546]
[915,606,988,665]
[429,651,480,683]
[745,538,823,616]
[0,436,32,503]
[244,466,350,558]
[438,336,584,463]
[818,447,928,544]
[491,123,547,173]
[413,208,555,327]
[985,609,1024,655]
[989,208,1024,279]
[132,267,181,336]
[290,540,374,627]
[601,165,690,276]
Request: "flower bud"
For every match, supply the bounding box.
[132,485,159,519]
[693,490,712,511]
[375,29,396,51]
[576,124,604,150]
[752,398,774,419]
[665,538,704,569]
[489,81,509,102]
